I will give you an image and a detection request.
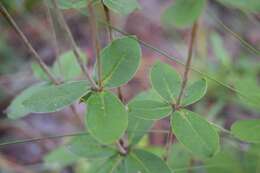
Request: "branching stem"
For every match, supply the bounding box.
[176,22,198,106]
[0,3,59,85]
[88,2,102,89]
[51,0,98,89]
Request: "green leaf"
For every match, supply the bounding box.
[128,100,172,120]
[231,119,260,143]
[206,150,243,173]
[31,63,49,81]
[23,80,90,113]
[58,0,88,10]
[103,0,140,15]
[100,36,141,88]
[44,146,79,168]
[31,50,87,81]
[86,91,128,144]
[132,89,165,102]
[167,143,192,173]
[52,50,87,81]
[210,32,231,66]
[235,75,260,111]
[66,135,117,159]
[216,0,260,13]
[161,0,205,28]
[171,109,220,158]
[117,149,171,173]
[181,79,207,106]
[150,61,181,103]
[127,115,153,146]
[6,83,49,119]
[86,149,171,173]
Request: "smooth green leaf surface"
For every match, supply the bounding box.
[86,91,128,144]
[231,119,260,143]
[66,135,117,159]
[52,50,87,81]
[127,115,153,146]
[7,83,48,119]
[181,79,207,106]
[81,149,171,173]
[103,0,140,15]
[171,109,219,158]
[167,143,192,173]
[217,0,260,13]
[162,0,205,28]
[100,36,141,88]
[31,63,49,81]
[150,61,181,103]
[58,0,88,9]
[23,80,90,113]
[206,150,243,173]
[44,146,79,168]
[132,89,165,102]
[128,100,172,120]
[32,50,87,81]
[118,149,171,173]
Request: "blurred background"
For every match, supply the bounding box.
[0,0,259,172]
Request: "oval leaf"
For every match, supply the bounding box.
[167,143,192,173]
[66,135,117,159]
[231,119,260,143]
[52,50,87,81]
[103,0,140,15]
[128,115,154,146]
[7,83,48,119]
[162,0,205,28]
[217,0,260,13]
[171,109,220,158]
[128,100,172,120]
[100,36,141,88]
[118,149,171,173]
[181,79,207,106]
[150,61,181,103]
[86,91,128,144]
[23,80,90,113]
[44,146,79,168]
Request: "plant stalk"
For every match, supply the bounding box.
[88,2,103,89]
[0,3,59,85]
[51,0,98,89]
[176,22,198,106]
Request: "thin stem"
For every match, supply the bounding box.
[102,4,127,154]
[88,2,102,89]
[0,3,59,85]
[0,132,88,148]
[51,0,98,89]
[103,4,113,42]
[176,22,198,106]
[98,20,247,99]
[207,10,260,56]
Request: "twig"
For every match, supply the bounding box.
[102,3,127,154]
[103,4,113,42]
[176,22,198,106]
[98,20,247,99]
[88,2,102,89]
[51,0,98,89]
[0,3,59,85]
[0,132,88,148]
